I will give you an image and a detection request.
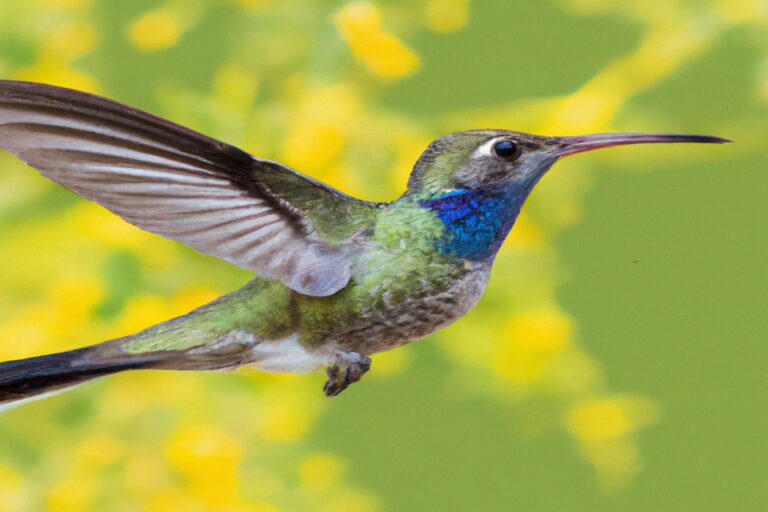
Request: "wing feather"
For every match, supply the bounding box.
[0,80,378,296]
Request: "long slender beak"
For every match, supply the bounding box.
[556,133,731,158]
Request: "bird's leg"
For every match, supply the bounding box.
[323,351,372,397]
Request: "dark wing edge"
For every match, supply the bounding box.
[0,80,357,296]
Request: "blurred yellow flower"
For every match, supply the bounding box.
[110,294,171,337]
[37,0,92,9]
[213,64,261,113]
[70,202,150,250]
[15,61,100,93]
[424,0,471,33]
[50,276,104,331]
[565,396,659,441]
[70,202,181,268]
[242,504,283,512]
[712,0,768,24]
[75,434,125,470]
[232,0,273,9]
[371,345,410,376]
[170,286,223,317]
[0,464,24,512]
[166,424,242,504]
[494,309,573,383]
[129,9,183,52]
[146,490,208,512]
[46,474,98,512]
[334,2,422,80]
[0,276,104,358]
[505,215,547,250]
[42,21,98,61]
[283,123,344,173]
[123,450,171,494]
[281,84,361,176]
[579,436,641,491]
[565,396,659,490]
[389,134,432,191]
[542,22,711,134]
[547,90,622,135]
[298,453,345,488]
[261,397,314,442]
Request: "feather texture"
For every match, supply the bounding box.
[0,81,380,296]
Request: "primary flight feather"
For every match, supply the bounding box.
[0,81,378,297]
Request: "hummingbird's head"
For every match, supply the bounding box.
[408,129,728,262]
[407,129,729,196]
[408,129,553,195]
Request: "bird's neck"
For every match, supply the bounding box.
[418,185,532,261]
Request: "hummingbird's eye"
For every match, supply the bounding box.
[492,139,520,161]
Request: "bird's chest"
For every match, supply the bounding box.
[331,257,490,353]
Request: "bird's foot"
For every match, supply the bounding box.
[323,351,371,397]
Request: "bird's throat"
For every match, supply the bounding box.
[419,186,531,261]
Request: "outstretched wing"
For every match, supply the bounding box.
[0,80,380,296]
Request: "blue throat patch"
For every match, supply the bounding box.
[419,187,530,261]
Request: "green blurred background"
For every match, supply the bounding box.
[0,0,765,511]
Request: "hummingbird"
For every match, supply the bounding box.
[0,81,728,408]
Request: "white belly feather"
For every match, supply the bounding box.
[248,333,333,373]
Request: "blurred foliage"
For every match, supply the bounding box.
[0,0,765,511]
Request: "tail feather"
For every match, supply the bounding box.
[0,309,263,410]
[0,347,151,408]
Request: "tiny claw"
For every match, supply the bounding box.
[322,352,371,397]
[323,365,346,397]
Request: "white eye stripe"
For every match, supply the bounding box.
[472,137,509,159]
